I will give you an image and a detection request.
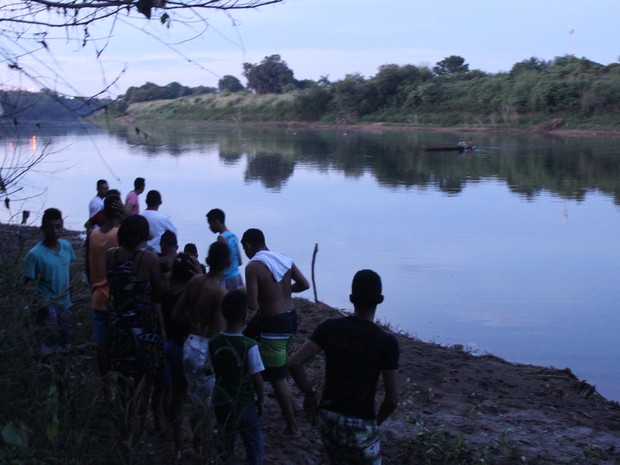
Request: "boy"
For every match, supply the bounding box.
[206,208,244,290]
[23,208,77,356]
[172,241,229,457]
[288,270,400,465]
[209,290,265,465]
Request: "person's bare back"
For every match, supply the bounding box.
[189,275,226,337]
[172,242,230,336]
[245,262,307,317]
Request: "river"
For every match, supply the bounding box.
[3,120,620,401]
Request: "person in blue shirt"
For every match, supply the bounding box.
[23,207,77,356]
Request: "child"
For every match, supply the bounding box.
[23,208,77,356]
[209,290,265,465]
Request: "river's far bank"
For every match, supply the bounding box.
[97,113,620,141]
[2,222,620,464]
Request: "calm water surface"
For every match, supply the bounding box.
[4,122,620,401]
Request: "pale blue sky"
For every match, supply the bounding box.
[5,0,620,97]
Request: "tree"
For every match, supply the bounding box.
[433,55,470,77]
[243,55,295,94]
[218,75,245,93]
[0,1,284,98]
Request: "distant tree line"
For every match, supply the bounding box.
[105,53,620,126]
[0,89,110,122]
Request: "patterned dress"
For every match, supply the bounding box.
[107,248,163,376]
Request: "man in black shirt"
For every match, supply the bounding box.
[289,269,400,464]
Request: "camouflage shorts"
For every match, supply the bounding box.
[319,409,381,465]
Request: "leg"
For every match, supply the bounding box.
[238,405,264,465]
[214,403,236,464]
[270,378,300,438]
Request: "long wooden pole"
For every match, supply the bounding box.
[311,243,319,303]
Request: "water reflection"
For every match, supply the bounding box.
[102,122,620,204]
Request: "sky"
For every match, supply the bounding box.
[3,0,620,97]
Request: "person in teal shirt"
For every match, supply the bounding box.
[23,208,76,356]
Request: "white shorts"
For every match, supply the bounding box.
[183,334,215,409]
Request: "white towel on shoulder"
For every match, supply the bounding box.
[251,250,292,282]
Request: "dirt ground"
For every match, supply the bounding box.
[3,223,620,464]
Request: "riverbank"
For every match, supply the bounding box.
[2,223,619,464]
[103,114,620,140]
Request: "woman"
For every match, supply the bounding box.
[106,215,164,432]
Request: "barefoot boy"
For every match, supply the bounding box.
[241,228,309,438]
[172,241,229,456]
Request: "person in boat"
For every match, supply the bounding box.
[457,138,466,150]
[466,137,475,151]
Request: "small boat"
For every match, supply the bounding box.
[424,146,466,152]
[424,145,476,153]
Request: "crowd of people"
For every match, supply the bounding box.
[21,177,401,465]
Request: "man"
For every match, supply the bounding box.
[206,208,243,290]
[88,179,109,218]
[288,270,400,465]
[84,189,121,230]
[85,192,124,394]
[172,241,229,458]
[140,189,177,253]
[23,208,77,356]
[241,228,309,438]
[125,177,145,216]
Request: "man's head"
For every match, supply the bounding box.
[350,269,384,311]
[183,243,199,259]
[41,208,63,242]
[241,228,266,259]
[171,252,197,283]
[206,241,230,273]
[96,179,109,198]
[206,208,226,234]
[145,190,162,208]
[134,177,146,194]
[160,229,178,255]
[222,289,248,326]
[118,215,150,249]
[103,191,124,220]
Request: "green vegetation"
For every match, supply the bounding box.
[0,89,109,121]
[103,54,620,130]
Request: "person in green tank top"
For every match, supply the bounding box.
[209,290,265,465]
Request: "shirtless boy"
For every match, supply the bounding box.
[172,241,229,455]
[241,228,310,438]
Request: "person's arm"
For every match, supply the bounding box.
[84,229,92,283]
[288,340,322,420]
[143,251,163,303]
[376,369,399,425]
[171,279,197,323]
[290,263,310,293]
[166,218,178,235]
[251,372,264,417]
[245,262,259,311]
